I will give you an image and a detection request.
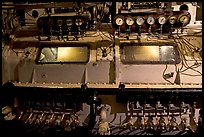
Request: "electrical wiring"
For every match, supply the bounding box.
[162,63,174,84]
[179,72,201,77]
[177,43,202,75]
[97,22,114,42]
[173,37,202,76]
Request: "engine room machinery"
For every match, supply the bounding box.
[1,1,202,136]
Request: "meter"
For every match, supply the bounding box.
[126,17,134,26]
[147,16,155,25]
[115,17,124,26]
[136,16,145,25]
[169,16,177,25]
[158,16,167,25]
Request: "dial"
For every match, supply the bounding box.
[158,16,166,25]
[75,18,83,26]
[66,19,73,26]
[115,17,124,26]
[57,19,63,26]
[136,16,145,25]
[178,15,190,24]
[126,17,134,26]
[147,16,155,25]
[169,16,177,25]
[48,19,54,26]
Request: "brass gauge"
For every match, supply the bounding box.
[158,16,167,25]
[75,18,83,26]
[115,17,124,26]
[48,19,54,26]
[57,19,63,26]
[147,16,155,25]
[136,16,145,25]
[126,17,134,26]
[66,19,73,26]
[169,16,177,25]
[178,14,190,25]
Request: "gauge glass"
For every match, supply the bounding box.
[116,17,124,26]
[126,17,134,26]
[179,15,190,24]
[169,16,177,24]
[136,16,145,25]
[147,16,155,25]
[66,19,73,26]
[158,16,166,25]
[75,18,83,26]
[57,19,63,26]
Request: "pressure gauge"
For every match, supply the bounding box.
[57,19,63,26]
[178,14,190,24]
[147,16,155,25]
[66,19,73,26]
[136,16,145,25]
[75,18,83,26]
[169,16,177,25]
[126,17,134,26]
[158,16,167,25]
[115,17,124,26]
[48,19,54,26]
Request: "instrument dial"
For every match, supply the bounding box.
[158,16,167,25]
[178,15,190,24]
[57,19,63,27]
[136,16,145,25]
[147,16,155,25]
[115,17,124,26]
[169,16,177,25]
[75,18,83,26]
[48,19,54,26]
[126,17,134,26]
[66,19,73,26]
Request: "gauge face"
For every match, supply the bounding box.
[169,16,177,24]
[179,15,190,24]
[147,16,155,25]
[126,17,134,26]
[57,19,63,26]
[136,16,145,25]
[66,19,73,26]
[115,17,124,26]
[48,19,54,26]
[158,16,166,25]
[75,18,83,26]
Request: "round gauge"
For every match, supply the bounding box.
[75,18,83,26]
[37,18,44,28]
[57,19,63,26]
[178,15,190,24]
[115,17,124,26]
[136,16,145,25]
[169,16,177,25]
[48,19,54,26]
[66,19,73,26]
[126,17,134,26]
[147,16,155,25]
[158,16,167,25]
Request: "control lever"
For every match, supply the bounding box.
[25,112,33,124]
[169,117,179,131]
[18,111,24,120]
[134,116,143,129]
[157,117,166,130]
[146,116,155,130]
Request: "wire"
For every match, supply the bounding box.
[173,37,202,76]
[162,63,174,84]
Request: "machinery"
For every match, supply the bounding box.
[1,2,202,136]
